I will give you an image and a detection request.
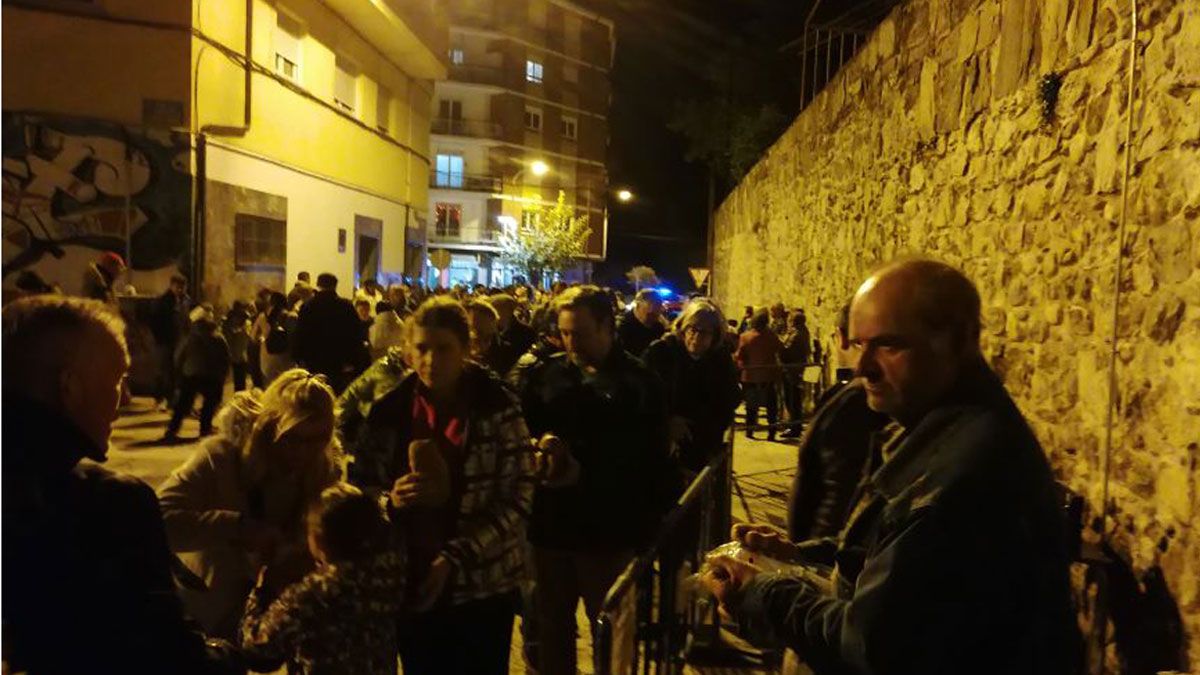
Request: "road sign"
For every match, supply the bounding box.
[429,248,451,270]
[688,267,710,288]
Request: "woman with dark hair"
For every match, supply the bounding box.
[350,296,535,674]
[735,308,784,441]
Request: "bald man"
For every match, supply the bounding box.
[705,260,1078,674]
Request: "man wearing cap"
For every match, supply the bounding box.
[82,251,126,305]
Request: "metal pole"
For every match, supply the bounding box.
[825,28,834,85]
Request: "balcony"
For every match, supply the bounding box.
[429,225,501,246]
[432,117,503,140]
[430,172,503,192]
[448,63,508,88]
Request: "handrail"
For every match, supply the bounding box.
[592,439,733,675]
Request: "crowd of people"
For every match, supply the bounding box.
[2,254,1080,675]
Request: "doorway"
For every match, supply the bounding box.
[354,214,382,287]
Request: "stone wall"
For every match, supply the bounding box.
[712,0,1199,666]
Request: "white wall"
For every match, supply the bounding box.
[206,143,410,289]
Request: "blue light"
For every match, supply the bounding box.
[655,287,673,298]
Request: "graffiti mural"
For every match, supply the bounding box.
[2,112,192,292]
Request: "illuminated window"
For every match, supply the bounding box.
[524,106,542,131]
[525,60,544,84]
[235,214,286,270]
[434,154,464,188]
[435,203,462,238]
[561,116,577,140]
[449,48,465,65]
[274,12,303,83]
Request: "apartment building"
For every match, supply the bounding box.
[2,0,445,307]
[427,0,613,287]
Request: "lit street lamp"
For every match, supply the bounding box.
[616,188,634,203]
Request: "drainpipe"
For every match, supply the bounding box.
[194,0,254,294]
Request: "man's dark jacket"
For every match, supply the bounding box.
[733,361,1079,675]
[151,289,190,347]
[2,398,230,674]
[500,319,537,367]
[642,334,741,472]
[615,310,665,359]
[787,380,889,542]
[517,349,676,552]
[293,290,370,386]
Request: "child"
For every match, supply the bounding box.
[240,483,404,675]
[164,306,230,440]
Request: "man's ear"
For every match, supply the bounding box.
[59,368,81,410]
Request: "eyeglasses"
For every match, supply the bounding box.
[683,325,716,338]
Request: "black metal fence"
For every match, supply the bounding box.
[592,439,734,675]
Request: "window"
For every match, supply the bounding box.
[449,48,465,65]
[235,214,286,269]
[524,106,542,131]
[274,12,303,83]
[438,99,463,120]
[520,209,538,228]
[525,59,544,84]
[334,56,358,114]
[435,203,462,238]
[376,86,391,132]
[561,115,577,140]
[434,154,464,188]
[563,63,578,84]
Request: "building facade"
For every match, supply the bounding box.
[426,0,612,288]
[2,0,445,308]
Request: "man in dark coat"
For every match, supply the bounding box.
[292,272,371,392]
[615,288,667,358]
[1,296,238,674]
[517,286,676,675]
[706,260,1078,675]
[151,274,191,408]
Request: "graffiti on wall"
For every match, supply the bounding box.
[2,112,192,289]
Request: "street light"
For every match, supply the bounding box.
[529,159,550,177]
[616,189,634,203]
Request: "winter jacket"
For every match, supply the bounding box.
[152,289,191,347]
[336,347,409,449]
[731,361,1078,675]
[616,310,667,358]
[240,550,405,675]
[222,313,252,365]
[177,323,231,381]
[158,398,339,638]
[292,290,371,386]
[2,397,232,674]
[348,363,536,606]
[517,349,677,552]
[368,310,406,361]
[643,334,741,471]
[787,380,888,541]
[735,328,784,384]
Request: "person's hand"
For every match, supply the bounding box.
[389,473,447,509]
[240,518,284,558]
[668,416,693,444]
[731,523,799,562]
[414,555,454,612]
[701,555,761,615]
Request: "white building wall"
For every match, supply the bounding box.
[206,142,410,288]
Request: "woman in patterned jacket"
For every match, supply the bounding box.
[349,296,537,675]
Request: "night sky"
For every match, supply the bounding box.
[579,0,815,292]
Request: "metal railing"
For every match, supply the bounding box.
[429,171,503,192]
[431,117,504,139]
[592,441,733,675]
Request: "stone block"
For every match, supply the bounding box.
[1093,121,1122,194]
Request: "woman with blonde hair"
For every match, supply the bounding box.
[158,368,341,639]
